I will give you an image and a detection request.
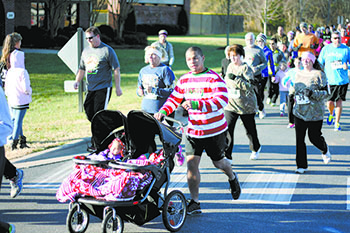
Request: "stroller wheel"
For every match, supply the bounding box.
[66,203,90,233]
[102,210,124,233]
[162,190,187,232]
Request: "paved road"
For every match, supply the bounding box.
[1,96,350,233]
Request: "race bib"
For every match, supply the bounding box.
[228,88,241,99]
[295,93,310,105]
[330,60,343,69]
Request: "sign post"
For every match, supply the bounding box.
[77,28,84,112]
[58,27,87,112]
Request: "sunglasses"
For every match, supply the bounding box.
[333,37,340,40]
[86,35,96,40]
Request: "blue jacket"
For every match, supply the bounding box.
[261,46,275,78]
[0,86,13,146]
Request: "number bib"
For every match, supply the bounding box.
[331,60,343,69]
[228,88,241,99]
[295,93,310,105]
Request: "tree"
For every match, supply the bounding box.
[44,0,71,39]
[107,0,138,40]
[89,0,108,26]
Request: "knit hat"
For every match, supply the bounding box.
[256,33,267,42]
[300,22,308,29]
[158,29,168,36]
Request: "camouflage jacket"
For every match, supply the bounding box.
[224,62,257,114]
[290,69,329,121]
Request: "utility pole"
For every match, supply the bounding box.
[299,0,303,22]
[264,0,267,35]
[226,0,230,46]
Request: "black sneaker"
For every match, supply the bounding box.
[187,199,202,215]
[229,172,241,200]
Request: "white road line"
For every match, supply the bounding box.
[237,172,299,205]
[27,162,74,189]
[347,178,350,210]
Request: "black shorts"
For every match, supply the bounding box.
[328,84,348,102]
[184,132,227,161]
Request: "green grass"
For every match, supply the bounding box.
[6,34,246,159]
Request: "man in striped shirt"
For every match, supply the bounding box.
[154,47,241,215]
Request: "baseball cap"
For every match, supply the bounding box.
[158,30,168,36]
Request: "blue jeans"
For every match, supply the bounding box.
[11,108,27,140]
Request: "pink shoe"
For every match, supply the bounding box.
[175,146,185,166]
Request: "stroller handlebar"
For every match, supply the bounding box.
[163,116,186,128]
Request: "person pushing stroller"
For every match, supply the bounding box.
[155,46,241,215]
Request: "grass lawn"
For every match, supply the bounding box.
[6,34,246,159]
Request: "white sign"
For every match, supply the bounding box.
[7,12,15,19]
[58,30,89,74]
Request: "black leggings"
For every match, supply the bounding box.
[224,111,261,160]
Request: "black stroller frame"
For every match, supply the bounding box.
[66,110,187,233]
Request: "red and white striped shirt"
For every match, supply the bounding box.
[160,69,228,138]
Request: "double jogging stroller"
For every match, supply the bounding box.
[64,110,187,233]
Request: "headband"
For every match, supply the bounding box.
[145,48,162,59]
[301,52,316,64]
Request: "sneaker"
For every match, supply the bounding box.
[175,152,185,166]
[322,147,331,164]
[280,111,284,117]
[287,123,295,128]
[87,145,96,152]
[187,199,202,215]
[250,146,261,160]
[295,168,307,174]
[229,173,241,200]
[326,111,334,125]
[270,103,278,107]
[266,98,271,105]
[9,224,16,233]
[258,110,266,119]
[334,122,341,131]
[10,169,23,198]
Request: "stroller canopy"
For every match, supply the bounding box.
[127,110,182,158]
[91,110,128,151]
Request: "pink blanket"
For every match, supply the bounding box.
[56,150,165,202]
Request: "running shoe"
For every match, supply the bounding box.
[270,102,278,107]
[258,110,266,119]
[10,169,23,198]
[229,172,241,200]
[266,98,271,105]
[187,199,202,215]
[9,224,16,233]
[280,111,284,117]
[322,147,332,164]
[287,123,295,128]
[250,146,262,160]
[175,152,185,166]
[326,111,335,125]
[334,122,341,131]
[295,168,307,174]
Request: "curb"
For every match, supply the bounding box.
[11,137,90,169]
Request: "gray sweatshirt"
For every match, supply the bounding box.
[244,45,267,76]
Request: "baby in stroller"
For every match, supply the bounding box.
[58,110,187,233]
[56,137,168,202]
